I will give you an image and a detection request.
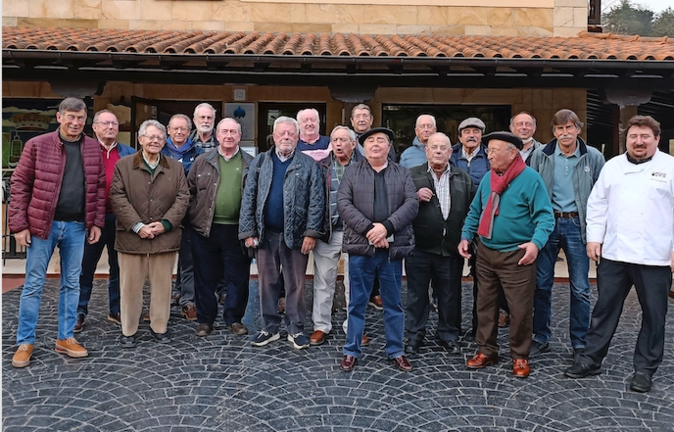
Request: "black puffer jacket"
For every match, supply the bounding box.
[337,159,418,260]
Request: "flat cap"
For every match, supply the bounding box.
[458,117,486,133]
[482,131,523,150]
[358,127,395,145]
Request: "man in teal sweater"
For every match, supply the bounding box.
[459,131,554,378]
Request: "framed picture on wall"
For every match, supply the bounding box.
[224,103,255,143]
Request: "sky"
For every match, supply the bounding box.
[604,0,672,13]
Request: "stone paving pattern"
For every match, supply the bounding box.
[3,279,674,432]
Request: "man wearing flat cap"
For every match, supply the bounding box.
[337,127,419,372]
[459,131,554,378]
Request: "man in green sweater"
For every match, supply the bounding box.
[458,131,554,378]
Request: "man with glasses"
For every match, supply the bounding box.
[10,98,106,368]
[400,114,437,169]
[405,132,475,355]
[309,126,363,346]
[75,110,136,333]
[459,131,553,378]
[163,114,204,322]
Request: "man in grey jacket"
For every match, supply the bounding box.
[239,116,325,350]
[337,127,419,372]
[528,109,605,358]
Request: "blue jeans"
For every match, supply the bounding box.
[344,250,404,359]
[17,221,86,345]
[78,213,119,316]
[533,216,590,349]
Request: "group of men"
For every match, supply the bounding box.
[8,97,673,392]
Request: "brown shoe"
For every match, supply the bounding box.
[498,309,510,327]
[466,352,498,369]
[181,304,197,321]
[74,314,85,333]
[310,330,328,346]
[391,355,413,372]
[219,292,227,305]
[513,358,530,378]
[107,313,121,325]
[143,311,150,322]
[361,334,369,346]
[228,322,248,335]
[55,338,88,358]
[195,323,213,337]
[368,295,383,310]
[340,355,357,371]
[277,297,286,314]
[669,289,674,300]
[12,344,33,368]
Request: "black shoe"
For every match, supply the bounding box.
[151,329,172,344]
[564,360,601,378]
[120,334,136,348]
[630,372,652,393]
[405,339,422,354]
[529,341,550,358]
[438,339,461,355]
[573,347,585,362]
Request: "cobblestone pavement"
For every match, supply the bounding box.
[3,279,674,432]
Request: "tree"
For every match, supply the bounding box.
[602,0,654,36]
[652,8,674,37]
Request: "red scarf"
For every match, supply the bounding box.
[477,155,526,239]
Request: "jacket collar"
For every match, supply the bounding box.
[132,151,171,170]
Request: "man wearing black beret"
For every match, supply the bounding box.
[458,131,554,378]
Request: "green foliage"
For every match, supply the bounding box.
[603,0,654,35]
[651,8,674,37]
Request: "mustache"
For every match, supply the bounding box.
[559,135,574,140]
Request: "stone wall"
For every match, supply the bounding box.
[2,0,588,37]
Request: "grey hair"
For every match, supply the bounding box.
[510,111,537,128]
[216,117,242,134]
[416,114,437,128]
[138,119,166,139]
[193,102,217,118]
[93,109,116,124]
[351,104,372,118]
[297,108,320,123]
[169,113,192,131]
[551,109,583,131]
[59,98,87,115]
[330,125,357,142]
[273,116,300,135]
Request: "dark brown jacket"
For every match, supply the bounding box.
[187,148,253,237]
[110,152,189,254]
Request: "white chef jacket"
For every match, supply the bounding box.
[586,149,674,266]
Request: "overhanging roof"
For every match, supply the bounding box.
[3,26,674,90]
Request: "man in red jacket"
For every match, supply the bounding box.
[9,97,106,368]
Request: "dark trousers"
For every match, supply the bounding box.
[257,230,308,335]
[78,213,120,316]
[173,225,195,307]
[475,241,536,359]
[581,259,671,376]
[192,224,251,326]
[405,250,463,343]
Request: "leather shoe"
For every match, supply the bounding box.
[512,358,531,378]
[391,355,413,372]
[74,314,85,333]
[120,334,136,348]
[151,329,172,344]
[195,323,213,337]
[368,295,384,310]
[170,291,181,307]
[630,372,652,393]
[405,339,422,354]
[529,341,550,358]
[669,289,674,300]
[564,360,601,378]
[466,352,498,369]
[340,355,357,371]
[361,334,369,346]
[310,330,328,346]
[438,339,461,355]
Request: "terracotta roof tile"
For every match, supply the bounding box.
[3,27,674,61]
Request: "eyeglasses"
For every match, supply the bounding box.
[96,121,119,127]
[170,126,188,132]
[484,147,512,155]
[426,145,449,151]
[142,135,165,142]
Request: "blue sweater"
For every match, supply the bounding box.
[461,167,554,252]
[264,152,291,231]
